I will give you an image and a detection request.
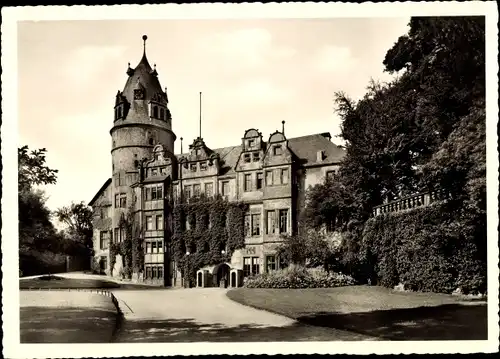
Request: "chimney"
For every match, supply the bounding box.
[316,150,324,162]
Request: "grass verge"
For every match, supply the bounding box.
[227,285,487,340]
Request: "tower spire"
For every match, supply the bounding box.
[199,92,202,139]
[282,120,285,135]
[142,35,148,56]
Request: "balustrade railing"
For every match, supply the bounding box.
[372,189,447,216]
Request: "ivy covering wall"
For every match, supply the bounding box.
[172,196,247,285]
[361,201,486,294]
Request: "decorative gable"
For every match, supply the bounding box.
[263,131,293,167]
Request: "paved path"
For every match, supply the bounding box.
[111,288,375,342]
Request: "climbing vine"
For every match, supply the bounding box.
[172,195,247,285]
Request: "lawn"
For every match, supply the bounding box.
[20,291,119,343]
[19,275,158,290]
[227,285,488,340]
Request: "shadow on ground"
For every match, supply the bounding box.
[297,303,488,340]
[20,306,118,343]
[114,317,375,342]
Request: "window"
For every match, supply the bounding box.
[158,266,163,279]
[193,184,201,197]
[205,183,213,198]
[190,163,197,172]
[160,108,164,120]
[195,149,201,156]
[160,167,167,175]
[244,154,251,163]
[243,257,259,277]
[273,145,282,156]
[149,138,154,145]
[146,216,153,230]
[115,193,126,208]
[281,168,289,185]
[153,106,158,118]
[158,240,163,253]
[244,174,252,192]
[267,210,276,234]
[244,214,251,237]
[184,185,192,199]
[152,266,157,279]
[146,242,152,254]
[152,241,157,253]
[150,185,163,200]
[251,214,261,236]
[248,139,255,148]
[266,171,273,186]
[256,173,263,189]
[156,215,163,230]
[114,194,119,207]
[279,209,288,234]
[326,170,336,180]
[114,228,119,243]
[120,227,126,242]
[100,231,110,250]
[151,168,158,176]
[253,152,260,162]
[200,162,207,171]
[266,255,277,273]
[222,181,229,197]
[146,266,152,279]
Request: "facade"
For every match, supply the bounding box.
[89,36,345,287]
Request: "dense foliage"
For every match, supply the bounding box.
[361,202,486,294]
[55,201,94,257]
[18,146,89,276]
[172,196,247,286]
[244,265,356,289]
[299,17,486,293]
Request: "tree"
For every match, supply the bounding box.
[55,202,94,255]
[18,145,58,193]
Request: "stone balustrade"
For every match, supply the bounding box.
[372,189,447,216]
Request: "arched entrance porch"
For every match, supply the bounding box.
[213,263,230,288]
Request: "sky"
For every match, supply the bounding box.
[17,18,410,213]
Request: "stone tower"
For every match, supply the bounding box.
[110,35,176,237]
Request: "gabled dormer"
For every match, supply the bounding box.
[149,90,171,122]
[179,137,220,177]
[142,144,177,180]
[263,131,293,167]
[236,129,265,171]
[114,91,130,121]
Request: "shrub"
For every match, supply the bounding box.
[361,202,486,294]
[244,265,356,289]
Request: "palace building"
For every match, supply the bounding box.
[89,36,345,287]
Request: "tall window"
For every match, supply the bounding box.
[184,185,192,199]
[146,242,152,254]
[256,172,263,189]
[146,216,153,230]
[151,185,163,200]
[146,266,152,279]
[152,266,158,279]
[156,215,163,230]
[244,214,251,237]
[114,228,119,243]
[193,184,201,197]
[160,108,165,120]
[279,209,288,234]
[115,194,125,207]
[222,181,229,197]
[281,168,289,185]
[266,171,273,186]
[266,255,277,272]
[266,210,276,234]
[120,227,126,242]
[243,257,259,277]
[251,214,261,236]
[244,174,252,192]
[152,241,157,253]
[158,266,163,279]
[205,182,213,197]
[100,231,110,250]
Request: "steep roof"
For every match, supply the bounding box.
[173,132,345,174]
[88,178,112,207]
[288,133,345,167]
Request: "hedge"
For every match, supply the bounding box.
[361,201,486,294]
[244,265,356,289]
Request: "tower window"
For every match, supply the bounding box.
[160,108,164,120]
[153,106,158,119]
[117,106,122,118]
[149,138,154,145]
